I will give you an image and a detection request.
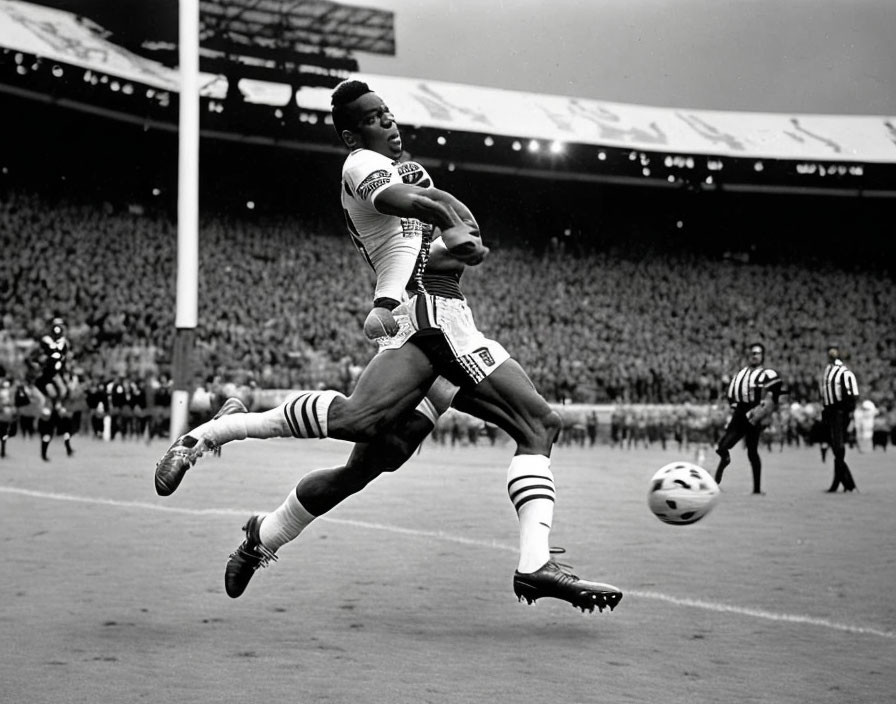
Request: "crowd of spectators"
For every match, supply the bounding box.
[1,186,893,413]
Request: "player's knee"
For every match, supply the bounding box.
[374,434,417,472]
[517,407,562,452]
[542,409,563,443]
[359,412,432,471]
[336,440,412,494]
[337,463,382,494]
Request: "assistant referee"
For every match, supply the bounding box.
[821,345,859,493]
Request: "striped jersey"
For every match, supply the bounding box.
[726,365,782,407]
[821,360,859,407]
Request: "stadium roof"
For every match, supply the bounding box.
[2,0,896,165]
[199,0,395,56]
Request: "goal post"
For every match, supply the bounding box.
[170,0,200,439]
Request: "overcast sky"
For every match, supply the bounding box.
[349,0,896,116]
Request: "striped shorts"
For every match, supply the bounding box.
[377,293,510,391]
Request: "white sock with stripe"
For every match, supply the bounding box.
[192,390,343,447]
[258,489,317,551]
[507,454,555,574]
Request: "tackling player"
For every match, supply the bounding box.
[155,80,622,614]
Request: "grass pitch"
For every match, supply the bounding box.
[1,434,894,703]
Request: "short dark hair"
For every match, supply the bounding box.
[331,80,373,139]
[748,342,765,354]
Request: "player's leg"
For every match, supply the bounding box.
[745,424,764,494]
[205,343,432,443]
[292,405,438,516]
[823,410,841,491]
[326,343,438,441]
[451,359,620,613]
[453,358,559,455]
[155,344,437,496]
[830,411,857,492]
[224,382,454,598]
[37,409,54,461]
[413,297,620,612]
[451,358,559,572]
[714,415,745,484]
[57,409,75,456]
[0,419,9,458]
[814,417,830,463]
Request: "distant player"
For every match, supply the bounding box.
[0,367,15,459]
[35,317,71,404]
[820,345,859,492]
[714,343,783,494]
[30,318,76,459]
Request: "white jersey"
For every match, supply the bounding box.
[341,149,434,303]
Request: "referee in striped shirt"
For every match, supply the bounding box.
[714,343,783,494]
[821,345,859,493]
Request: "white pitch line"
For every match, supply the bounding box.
[3,485,894,640]
[632,591,896,639]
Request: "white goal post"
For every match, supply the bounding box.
[170,0,200,439]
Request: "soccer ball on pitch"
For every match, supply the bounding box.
[647,461,720,525]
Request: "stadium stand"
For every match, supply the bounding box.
[0,0,893,442]
[1,184,893,410]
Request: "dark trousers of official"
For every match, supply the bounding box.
[715,407,763,493]
[822,406,857,492]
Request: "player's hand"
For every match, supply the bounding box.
[449,240,489,265]
[438,223,489,265]
[746,400,773,426]
[363,306,399,339]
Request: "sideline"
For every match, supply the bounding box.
[3,485,894,640]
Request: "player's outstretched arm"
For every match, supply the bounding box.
[421,188,479,231]
[376,184,486,263]
[411,193,487,263]
[375,184,474,231]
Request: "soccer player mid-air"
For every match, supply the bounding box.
[155,80,622,614]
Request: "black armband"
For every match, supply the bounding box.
[373,297,400,311]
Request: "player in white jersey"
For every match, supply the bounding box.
[155,80,621,614]
[713,343,783,494]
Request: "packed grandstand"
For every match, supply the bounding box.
[0,0,894,432]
